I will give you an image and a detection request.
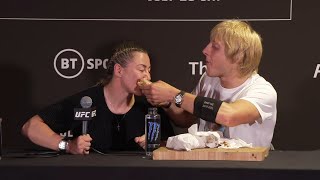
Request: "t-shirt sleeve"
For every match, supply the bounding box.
[38,96,76,133]
[240,83,277,123]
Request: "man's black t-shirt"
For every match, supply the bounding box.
[38,84,174,152]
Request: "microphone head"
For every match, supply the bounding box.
[80,96,92,108]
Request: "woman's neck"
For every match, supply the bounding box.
[103,81,134,114]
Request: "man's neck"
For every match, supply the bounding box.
[220,73,253,89]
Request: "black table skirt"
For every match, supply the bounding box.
[1,150,320,180]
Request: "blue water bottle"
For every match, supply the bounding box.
[145,108,161,157]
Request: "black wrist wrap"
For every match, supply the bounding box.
[193,96,223,123]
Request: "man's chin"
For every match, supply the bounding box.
[206,70,218,77]
[206,71,214,77]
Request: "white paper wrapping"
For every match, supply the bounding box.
[166,124,252,151]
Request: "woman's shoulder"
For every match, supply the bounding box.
[134,96,151,108]
[77,84,103,96]
[63,84,104,107]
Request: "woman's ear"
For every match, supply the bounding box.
[114,63,123,77]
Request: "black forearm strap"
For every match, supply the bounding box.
[193,96,223,123]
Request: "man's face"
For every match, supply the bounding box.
[202,40,233,77]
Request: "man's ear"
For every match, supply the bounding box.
[233,51,245,64]
[114,63,123,77]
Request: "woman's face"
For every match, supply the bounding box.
[121,52,151,96]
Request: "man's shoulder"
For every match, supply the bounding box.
[250,74,276,90]
[244,74,277,96]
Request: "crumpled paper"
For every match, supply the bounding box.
[218,138,252,149]
[166,124,252,151]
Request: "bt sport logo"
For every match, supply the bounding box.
[54,49,109,79]
[54,49,205,79]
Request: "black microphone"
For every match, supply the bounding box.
[74,96,96,134]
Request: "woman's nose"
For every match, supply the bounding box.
[145,71,151,81]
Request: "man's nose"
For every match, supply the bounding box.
[202,43,210,56]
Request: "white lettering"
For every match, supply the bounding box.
[60,132,67,137]
[95,59,103,69]
[91,110,97,117]
[75,112,80,117]
[87,58,95,69]
[189,61,206,75]
[75,112,90,118]
[54,49,110,79]
[189,62,199,75]
[103,59,109,69]
[314,64,320,78]
[61,58,69,69]
[86,58,109,69]
[67,130,73,137]
[61,58,78,69]
[54,49,85,79]
[59,130,73,138]
[199,61,206,75]
[69,58,77,69]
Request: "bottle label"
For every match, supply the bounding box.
[145,108,161,157]
[146,120,160,144]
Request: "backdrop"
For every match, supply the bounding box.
[1,0,319,150]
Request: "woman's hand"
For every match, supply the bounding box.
[67,134,92,155]
[134,134,146,150]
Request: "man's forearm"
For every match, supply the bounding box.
[163,103,197,128]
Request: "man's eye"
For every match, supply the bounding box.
[212,44,219,49]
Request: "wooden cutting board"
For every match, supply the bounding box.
[153,147,269,161]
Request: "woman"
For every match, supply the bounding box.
[22,41,174,155]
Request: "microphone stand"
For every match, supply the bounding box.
[82,121,88,135]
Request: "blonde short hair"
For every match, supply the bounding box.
[210,20,263,77]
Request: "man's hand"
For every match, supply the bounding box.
[139,80,180,106]
[67,134,92,155]
[134,134,146,150]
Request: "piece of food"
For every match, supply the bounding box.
[137,78,152,86]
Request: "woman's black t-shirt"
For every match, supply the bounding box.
[38,84,174,152]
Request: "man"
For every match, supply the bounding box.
[140,20,277,148]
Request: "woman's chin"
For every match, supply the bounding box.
[133,89,143,96]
